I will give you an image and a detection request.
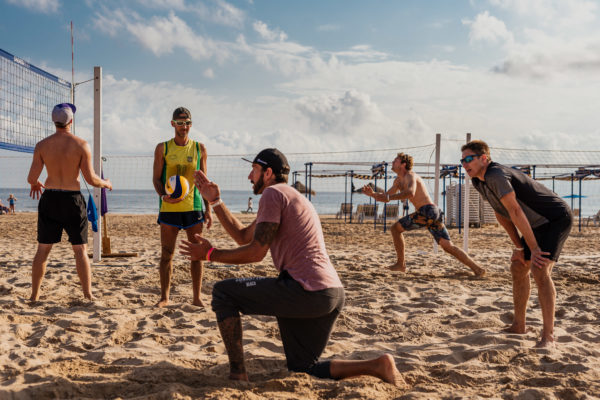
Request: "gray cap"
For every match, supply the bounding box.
[52,103,76,125]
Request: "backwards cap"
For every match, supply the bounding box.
[52,103,76,125]
[242,148,290,175]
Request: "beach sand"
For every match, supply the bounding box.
[1,212,599,399]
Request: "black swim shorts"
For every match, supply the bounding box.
[37,190,88,245]
[157,211,204,229]
[522,213,573,262]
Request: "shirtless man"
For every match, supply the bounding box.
[363,152,485,277]
[27,103,112,302]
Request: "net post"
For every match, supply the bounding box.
[93,66,102,262]
[433,133,441,254]
[463,133,471,253]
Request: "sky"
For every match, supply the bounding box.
[2,0,600,162]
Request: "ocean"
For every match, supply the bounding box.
[0,187,359,216]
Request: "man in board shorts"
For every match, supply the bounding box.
[27,103,112,302]
[462,140,572,347]
[362,152,485,276]
[180,148,404,386]
[152,107,211,307]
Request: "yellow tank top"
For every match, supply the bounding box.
[160,138,203,212]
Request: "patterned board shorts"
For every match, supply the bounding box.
[398,204,450,243]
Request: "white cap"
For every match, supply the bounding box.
[52,103,76,125]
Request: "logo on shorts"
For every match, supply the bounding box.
[187,156,193,162]
[246,281,256,287]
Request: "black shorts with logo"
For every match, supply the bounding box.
[522,214,573,262]
[37,190,88,245]
[157,211,204,229]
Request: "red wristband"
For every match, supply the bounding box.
[206,247,215,261]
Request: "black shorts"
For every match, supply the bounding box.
[157,211,204,229]
[522,214,573,262]
[37,190,88,245]
[212,270,345,379]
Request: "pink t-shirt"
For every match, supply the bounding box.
[256,183,343,291]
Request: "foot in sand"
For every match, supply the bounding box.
[472,267,486,278]
[229,371,249,381]
[375,354,407,387]
[156,298,169,308]
[192,299,205,307]
[388,262,406,272]
[503,323,526,334]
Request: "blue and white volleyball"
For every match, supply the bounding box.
[165,175,190,200]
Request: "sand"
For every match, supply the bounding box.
[1,212,599,399]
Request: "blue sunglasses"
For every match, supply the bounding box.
[460,154,481,164]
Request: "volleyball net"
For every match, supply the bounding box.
[0,48,72,153]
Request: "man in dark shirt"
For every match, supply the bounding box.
[461,140,572,348]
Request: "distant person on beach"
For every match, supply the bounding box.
[362,152,485,277]
[180,148,404,386]
[462,140,572,348]
[246,197,253,213]
[26,103,112,302]
[152,106,211,308]
[7,194,17,214]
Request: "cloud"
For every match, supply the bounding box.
[463,11,514,46]
[6,0,59,13]
[253,20,287,41]
[93,9,233,63]
[488,0,597,29]
[316,24,341,32]
[295,89,385,136]
[135,0,245,27]
[203,68,215,79]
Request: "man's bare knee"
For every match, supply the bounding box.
[510,261,530,279]
[161,245,175,261]
[438,239,453,252]
[391,223,404,234]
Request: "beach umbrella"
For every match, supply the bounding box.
[562,195,587,198]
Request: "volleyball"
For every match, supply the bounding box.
[165,175,190,200]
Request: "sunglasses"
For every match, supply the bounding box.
[172,120,192,126]
[460,154,481,164]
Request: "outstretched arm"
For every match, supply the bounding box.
[80,142,112,190]
[180,222,277,264]
[194,170,255,244]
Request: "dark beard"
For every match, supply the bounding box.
[253,173,265,195]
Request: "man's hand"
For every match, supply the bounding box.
[30,181,44,199]
[204,210,213,230]
[180,234,213,261]
[194,170,220,203]
[161,195,184,204]
[362,185,374,196]
[104,179,113,191]
[531,247,551,269]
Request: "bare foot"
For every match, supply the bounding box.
[473,267,486,278]
[156,298,169,308]
[388,262,406,272]
[503,323,526,334]
[229,371,249,381]
[375,354,407,387]
[192,299,205,307]
[84,293,95,301]
[535,336,555,348]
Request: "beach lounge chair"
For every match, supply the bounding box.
[377,204,400,224]
[355,204,378,223]
[584,210,600,227]
[335,203,353,219]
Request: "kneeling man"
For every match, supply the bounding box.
[181,148,403,385]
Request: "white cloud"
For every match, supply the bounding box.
[253,21,288,42]
[463,11,514,46]
[6,0,59,13]
[316,24,341,32]
[203,68,215,79]
[93,10,233,63]
[488,0,596,29]
[135,0,245,27]
[295,90,385,136]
